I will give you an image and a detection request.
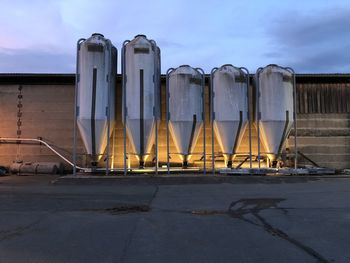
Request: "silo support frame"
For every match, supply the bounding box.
[196,68,206,175]
[256,67,263,169]
[73,38,85,176]
[286,67,298,170]
[122,40,129,176]
[166,68,174,175]
[105,39,116,176]
[151,40,160,176]
[210,67,218,175]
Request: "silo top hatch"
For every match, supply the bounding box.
[261,64,293,83]
[171,65,202,85]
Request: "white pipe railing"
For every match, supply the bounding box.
[0,137,88,172]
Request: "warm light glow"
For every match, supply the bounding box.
[187,154,192,162]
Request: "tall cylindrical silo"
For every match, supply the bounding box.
[211,65,249,168]
[167,65,204,168]
[122,35,160,169]
[256,64,294,165]
[76,33,116,166]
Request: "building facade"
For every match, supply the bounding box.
[0,74,349,171]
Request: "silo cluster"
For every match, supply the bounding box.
[73,33,297,175]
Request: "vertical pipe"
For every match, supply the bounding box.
[139,69,144,166]
[111,47,118,171]
[105,40,115,176]
[122,41,129,176]
[156,47,161,175]
[148,40,160,175]
[287,67,298,170]
[105,43,110,175]
[91,68,97,164]
[256,68,262,169]
[155,96,158,175]
[74,38,85,176]
[152,42,159,175]
[111,129,116,170]
[196,68,206,174]
[210,68,217,175]
[293,73,297,170]
[240,67,252,169]
[166,69,173,175]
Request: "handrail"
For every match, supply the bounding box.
[0,137,88,171]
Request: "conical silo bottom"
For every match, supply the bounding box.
[214,120,247,166]
[77,118,110,163]
[126,118,156,166]
[259,121,292,162]
[169,121,202,166]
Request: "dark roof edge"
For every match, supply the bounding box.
[0,73,349,85]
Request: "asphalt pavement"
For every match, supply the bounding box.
[1,174,350,263]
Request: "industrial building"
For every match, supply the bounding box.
[0,34,349,174]
[0,72,349,173]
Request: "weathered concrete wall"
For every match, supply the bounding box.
[0,84,84,167]
[287,114,350,169]
[0,76,349,171]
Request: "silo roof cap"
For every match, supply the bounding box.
[135,34,147,38]
[91,33,104,37]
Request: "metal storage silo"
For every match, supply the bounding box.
[256,64,296,167]
[210,65,250,168]
[122,35,160,170]
[166,65,205,169]
[74,33,116,171]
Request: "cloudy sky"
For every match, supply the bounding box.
[0,0,349,73]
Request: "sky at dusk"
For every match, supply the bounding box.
[0,0,350,74]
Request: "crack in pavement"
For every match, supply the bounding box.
[80,204,150,215]
[0,214,49,242]
[193,198,330,263]
[119,185,159,263]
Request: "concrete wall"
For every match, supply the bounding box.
[0,84,84,167]
[287,114,350,169]
[0,75,349,171]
